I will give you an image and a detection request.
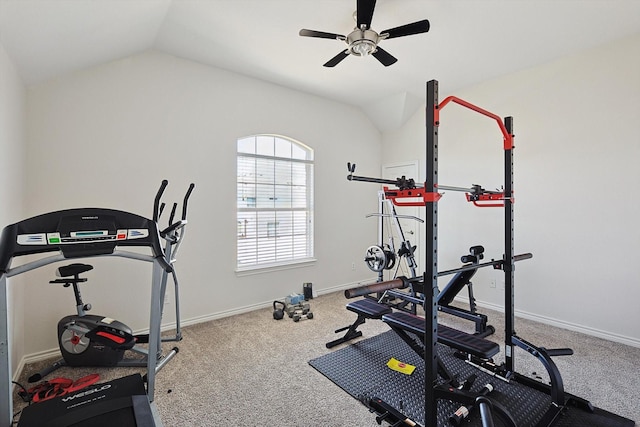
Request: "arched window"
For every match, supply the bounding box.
[236,135,314,271]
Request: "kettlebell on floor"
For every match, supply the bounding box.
[273,300,286,320]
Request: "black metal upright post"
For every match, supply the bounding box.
[424,79,439,427]
[378,191,385,282]
[503,116,516,372]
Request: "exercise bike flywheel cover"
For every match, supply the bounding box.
[60,325,90,354]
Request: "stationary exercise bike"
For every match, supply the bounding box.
[28,181,195,382]
[51,263,136,368]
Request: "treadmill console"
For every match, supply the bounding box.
[0,208,164,271]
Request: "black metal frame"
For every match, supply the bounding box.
[424,80,582,426]
[424,80,440,427]
[424,79,516,426]
[424,80,515,426]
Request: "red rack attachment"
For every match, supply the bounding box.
[465,192,513,208]
[383,185,441,207]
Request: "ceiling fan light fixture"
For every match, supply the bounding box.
[346,28,380,57]
[350,39,377,56]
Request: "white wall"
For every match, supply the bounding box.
[0,42,26,373]
[23,51,381,356]
[383,33,640,346]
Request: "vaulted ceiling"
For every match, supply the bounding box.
[1,0,639,130]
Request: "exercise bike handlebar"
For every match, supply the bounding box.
[156,182,196,238]
[153,180,169,223]
[168,203,178,225]
[160,183,195,263]
[182,183,195,221]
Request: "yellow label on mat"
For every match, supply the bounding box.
[386,357,416,375]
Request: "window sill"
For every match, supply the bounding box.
[235,258,317,276]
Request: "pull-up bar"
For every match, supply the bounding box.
[436,96,514,150]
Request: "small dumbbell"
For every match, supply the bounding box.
[287,303,310,317]
[293,312,313,322]
[293,307,310,315]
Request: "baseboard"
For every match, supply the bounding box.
[179,301,271,327]
[13,357,26,384]
[180,284,640,349]
[21,348,61,366]
[315,277,377,297]
[179,278,376,328]
[465,298,640,348]
[13,348,59,383]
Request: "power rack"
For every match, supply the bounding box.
[338,80,635,426]
[424,80,595,427]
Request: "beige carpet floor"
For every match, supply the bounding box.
[12,290,640,426]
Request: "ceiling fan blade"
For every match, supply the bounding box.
[372,47,397,66]
[357,0,376,29]
[299,29,345,40]
[381,19,430,39]
[323,50,350,67]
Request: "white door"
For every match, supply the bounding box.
[382,161,422,278]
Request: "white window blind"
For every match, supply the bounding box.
[237,135,314,270]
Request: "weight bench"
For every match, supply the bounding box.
[326,298,392,349]
[382,311,500,386]
[382,311,500,361]
[437,246,494,337]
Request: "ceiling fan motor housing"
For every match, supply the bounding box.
[347,29,381,56]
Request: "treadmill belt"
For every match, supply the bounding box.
[309,330,634,427]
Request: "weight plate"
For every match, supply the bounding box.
[365,245,387,272]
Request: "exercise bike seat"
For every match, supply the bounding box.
[56,263,94,278]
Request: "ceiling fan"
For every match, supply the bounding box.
[299,0,430,67]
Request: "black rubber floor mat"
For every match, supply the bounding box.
[309,330,635,427]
